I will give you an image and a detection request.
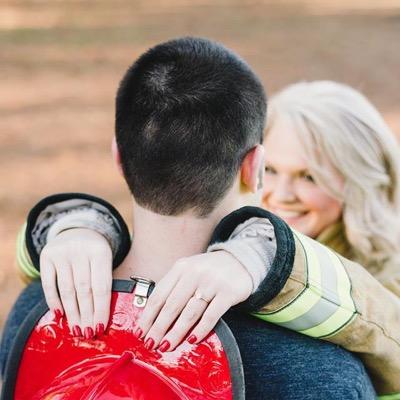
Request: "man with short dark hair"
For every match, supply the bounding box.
[115,37,266,217]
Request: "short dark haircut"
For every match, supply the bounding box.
[115,37,266,217]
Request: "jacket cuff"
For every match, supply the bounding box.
[209,206,295,312]
[25,193,131,272]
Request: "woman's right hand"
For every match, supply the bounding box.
[40,228,113,338]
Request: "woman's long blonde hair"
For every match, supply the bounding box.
[267,81,400,272]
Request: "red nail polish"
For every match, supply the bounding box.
[144,337,155,350]
[72,325,82,337]
[134,327,143,338]
[158,340,170,353]
[187,334,197,344]
[84,327,94,339]
[96,323,105,336]
[54,309,63,318]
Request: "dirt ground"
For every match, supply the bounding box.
[0,0,399,330]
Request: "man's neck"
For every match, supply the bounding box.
[113,203,233,282]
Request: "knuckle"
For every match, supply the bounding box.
[76,281,92,295]
[79,313,93,326]
[59,286,76,297]
[148,325,163,339]
[41,282,55,292]
[80,314,92,326]
[183,310,197,322]
[95,312,109,325]
[147,294,163,310]
[78,300,91,312]
[92,285,111,297]
[201,313,216,326]
[45,293,58,304]
[163,300,180,316]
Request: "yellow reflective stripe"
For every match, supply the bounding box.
[378,393,400,400]
[255,286,322,324]
[16,223,40,279]
[255,231,322,324]
[254,229,357,338]
[299,238,357,338]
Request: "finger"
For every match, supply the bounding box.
[143,276,197,348]
[40,257,63,316]
[91,253,112,336]
[136,267,182,337]
[159,295,209,352]
[72,256,94,338]
[186,294,232,344]
[56,262,81,334]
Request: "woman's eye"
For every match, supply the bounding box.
[265,166,277,174]
[302,173,315,183]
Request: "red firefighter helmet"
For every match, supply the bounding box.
[1,278,244,400]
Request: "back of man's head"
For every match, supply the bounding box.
[116,37,266,217]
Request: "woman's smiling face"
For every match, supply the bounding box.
[262,117,343,238]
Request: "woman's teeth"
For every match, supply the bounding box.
[274,209,305,218]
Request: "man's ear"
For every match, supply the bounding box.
[111,137,124,176]
[241,144,265,193]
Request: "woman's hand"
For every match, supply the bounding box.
[135,251,253,352]
[40,228,113,338]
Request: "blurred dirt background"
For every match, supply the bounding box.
[1,0,399,330]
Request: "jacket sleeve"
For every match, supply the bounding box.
[16,193,131,282]
[210,206,400,399]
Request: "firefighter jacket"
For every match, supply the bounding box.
[16,194,400,399]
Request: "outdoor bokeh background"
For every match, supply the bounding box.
[1,0,399,331]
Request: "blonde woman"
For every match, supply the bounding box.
[4,81,400,398]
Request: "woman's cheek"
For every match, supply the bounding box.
[295,182,323,210]
[296,182,342,229]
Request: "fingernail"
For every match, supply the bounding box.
[187,335,197,344]
[144,337,155,350]
[134,327,143,339]
[158,340,170,353]
[96,323,105,336]
[72,325,82,337]
[54,309,63,318]
[84,327,94,339]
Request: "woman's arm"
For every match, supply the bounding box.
[20,193,131,274]
[17,194,264,346]
[16,193,131,337]
[211,207,400,398]
[17,194,262,346]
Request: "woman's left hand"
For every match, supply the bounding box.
[135,251,253,352]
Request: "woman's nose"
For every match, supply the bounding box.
[269,176,297,203]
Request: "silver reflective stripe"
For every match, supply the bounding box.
[279,295,338,331]
[312,239,340,305]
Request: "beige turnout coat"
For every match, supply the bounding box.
[255,222,400,398]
